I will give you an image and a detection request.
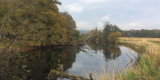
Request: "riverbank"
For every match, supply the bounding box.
[117,37,160,80]
[0,41,85,53]
[0,43,38,52]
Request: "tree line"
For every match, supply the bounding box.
[84,23,160,45]
[0,0,80,47]
[122,29,160,38]
[1,0,159,49]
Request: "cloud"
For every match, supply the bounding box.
[101,15,111,21]
[128,22,136,27]
[118,22,142,30]
[59,0,160,30]
[64,3,83,13]
[97,15,111,29]
[80,0,107,4]
[76,21,95,30]
[97,22,103,28]
[97,22,105,30]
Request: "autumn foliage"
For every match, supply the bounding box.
[0,0,80,47]
[86,22,121,44]
[108,31,121,43]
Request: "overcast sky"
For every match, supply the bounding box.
[58,0,160,30]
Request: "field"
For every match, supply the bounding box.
[117,37,160,80]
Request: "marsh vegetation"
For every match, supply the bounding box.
[117,38,160,80]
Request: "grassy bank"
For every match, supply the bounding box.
[117,37,160,80]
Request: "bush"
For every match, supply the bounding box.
[108,31,121,44]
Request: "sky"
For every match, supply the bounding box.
[58,0,160,30]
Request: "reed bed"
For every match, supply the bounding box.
[117,37,160,80]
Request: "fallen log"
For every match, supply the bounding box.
[48,69,89,80]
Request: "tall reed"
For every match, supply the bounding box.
[118,37,160,80]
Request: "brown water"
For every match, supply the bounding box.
[0,44,138,80]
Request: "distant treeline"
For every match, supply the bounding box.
[122,29,160,38]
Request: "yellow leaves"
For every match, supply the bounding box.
[39,0,48,4]
[15,9,26,16]
[50,41,57,45]
[28,41,42,47]
[108,31,122,43]
[58,15,67,27]
[40,11,58,25]
[0,0,79,46]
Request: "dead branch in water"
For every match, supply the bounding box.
[126,54,133,61]
[90,72,93,80]
[48,69,89,80]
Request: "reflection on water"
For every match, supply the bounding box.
[0,47,80,80]
[103,45,121,60]
[67,44,138,79]
[0,44,138,80]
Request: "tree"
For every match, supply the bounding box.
[103,22,121,43]
[86,28,104,44]
[0,0,80,48]
[60,12,80,43]
[85,23,121,44]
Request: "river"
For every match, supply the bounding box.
[0,44,138,80]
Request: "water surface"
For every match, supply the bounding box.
[0,44,138,80]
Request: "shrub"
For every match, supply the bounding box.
[108,31,121,44]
